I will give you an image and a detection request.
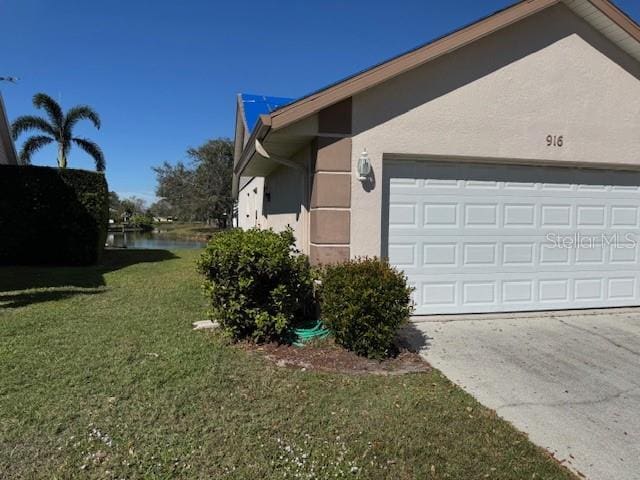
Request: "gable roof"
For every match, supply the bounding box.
[234,0,640,193]
[259,0,640,133]
[0,93,18,165]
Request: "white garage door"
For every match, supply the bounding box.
[385,161,640,315]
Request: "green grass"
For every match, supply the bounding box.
[0,250,575,479]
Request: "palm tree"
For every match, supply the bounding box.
[11,93,105,171]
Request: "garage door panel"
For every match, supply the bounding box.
[503,280,534,303]
[538,279,570,303]
[422,282,457,307]
[574,278,604,301]
[390,162,640,182]
[392,239,640,275]
[463,243,497,266]
[424,203,458,227]
[391,186,640,200]
[423,243,458,266]
[388,203,418,227]
[387,244,417,268]
[386,161,640,315]
[389,201,640,231]
[611,206,640,227]
[577,206,606,227]
[503,242,535,265]
[464,204,499,227]
[504,204,536,227]
[407,274,640,314]
[539,243,573,264]
[575,244,605,264]
[609,277,637,300]
[611,244,638,263]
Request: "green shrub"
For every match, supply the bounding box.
[196,228,314,343]
[0,165,108,265]
[130,213,155,232]
[319,258,414,359]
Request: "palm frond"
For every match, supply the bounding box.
[33,93,64,130]
[11,115,57,140]
[18,135,54,164]
[72,137,105,172]
[65,105,101,135]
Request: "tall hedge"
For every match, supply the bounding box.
[0,165,109,265]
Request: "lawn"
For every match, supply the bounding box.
[0,250,575,479]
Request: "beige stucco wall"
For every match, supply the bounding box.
[237,176,264,230]
[350,3,640,258]
[237,147,310,252]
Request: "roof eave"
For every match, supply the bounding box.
[587,0,640,43]
[269,0,560,131]
[232,114,272,198]
[266,0,640,132]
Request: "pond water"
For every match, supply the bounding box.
[106,231,206,250]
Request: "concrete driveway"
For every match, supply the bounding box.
[409,309,640,480]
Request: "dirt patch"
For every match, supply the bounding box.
[243,339,431,376]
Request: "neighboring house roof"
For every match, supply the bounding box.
[238,94,294,132]
[0,93,19,165]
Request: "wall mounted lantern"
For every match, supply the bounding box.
[357,149,372,181]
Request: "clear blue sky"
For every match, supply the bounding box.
[2,0,638,204]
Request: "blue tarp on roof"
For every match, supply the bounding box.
[239,94,294,132]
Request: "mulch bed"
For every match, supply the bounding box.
[243,339,431,376]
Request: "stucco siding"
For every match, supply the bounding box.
[237,148,309,252]
[237,177,264,230]
[350,3,640,258]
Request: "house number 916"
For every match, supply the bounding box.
[546,135,564,147]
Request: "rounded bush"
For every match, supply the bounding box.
[196,228,314,343]
[319,258,414,359]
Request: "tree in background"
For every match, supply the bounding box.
[109,191,121,215]
[11,93,105,171]
[190,139,234,227]
[152,162,196,221]
[108,191,147,223]
[129,213,155,232]
[148,199,175,219]
[153,138,233,228]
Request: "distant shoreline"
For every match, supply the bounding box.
[108,222,220,241]
[108,225,145,233]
